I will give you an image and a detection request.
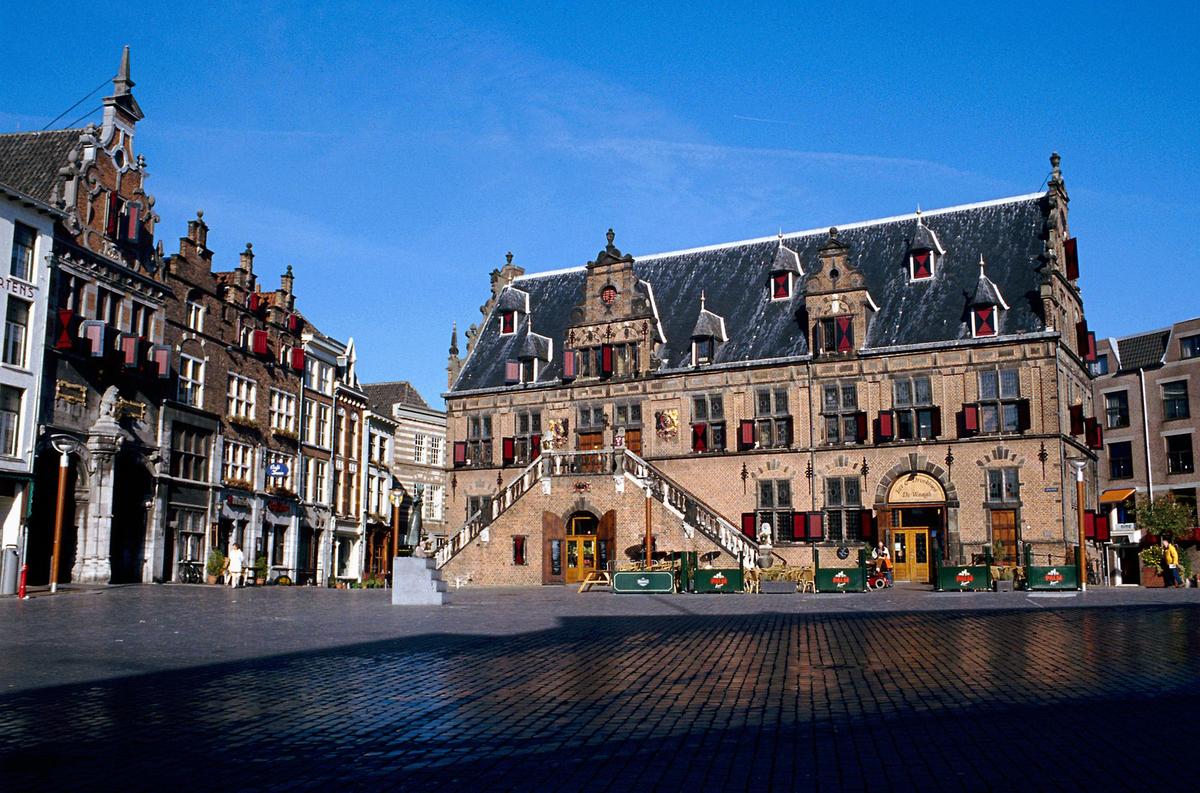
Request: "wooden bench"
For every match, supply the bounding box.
[577,570,612,593]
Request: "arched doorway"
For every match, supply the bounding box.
[110,450,153,584]
[881,472,947,584]
[564,511,599,584]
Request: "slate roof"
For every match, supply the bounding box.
[452,193,1052,392]
[770,242,802,274]
[362,381,431,413]
[1115,330,1170,372]
[0,128,81,203]
[910,220,946,254]
[516,326,552,360]
[691,307,727,341]
[970,265,1009,310]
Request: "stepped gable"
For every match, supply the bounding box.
[452,193,1050,392]
[0,128,82,202]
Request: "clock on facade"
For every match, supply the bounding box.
[601,285,617,305]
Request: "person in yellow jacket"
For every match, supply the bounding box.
[1161,538,1182,588]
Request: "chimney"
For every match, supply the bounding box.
[281,264,294,296]
[238,243,257,292]
[186,210,208,248]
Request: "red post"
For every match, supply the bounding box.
[17,563,27,599]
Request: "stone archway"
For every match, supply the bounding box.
[873,452,959,508]
[874,453,961,572]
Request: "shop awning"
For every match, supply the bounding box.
[1099,488,1137,504]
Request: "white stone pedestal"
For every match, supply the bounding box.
[391,557,447,605]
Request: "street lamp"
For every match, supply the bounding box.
[1069,458,1087,592]
[48,435,81,594]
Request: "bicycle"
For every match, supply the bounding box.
[177,560,203,584]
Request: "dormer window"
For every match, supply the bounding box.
[770,272,792,300]
[693,338,716,365]
[690,290,727,366]
[908,210,946,282]
[500,310,515,335]
[968,255,1008,340]
[818,315,854,354]
[909,249,934,280]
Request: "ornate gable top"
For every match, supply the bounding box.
[589,228,634,268]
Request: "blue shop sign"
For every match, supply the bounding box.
[267,462,289,477]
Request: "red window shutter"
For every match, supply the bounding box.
[974,307,996,337]
[855,412,868,443]
[738,420,755,451]
[150,344,171,378]
[81,320,106,357]
[1095,514,1110,542]
[1085,332,1097,363]
[452,441,467,468]
[1016,399,1031,433]
[860,511,875,544]
[504,360,520,384]
[877,411,894,441]
[513,536,526,565]
[600,344,614,377]
[806,512,824,541]
[290,346,305,372]
[562,350,576,380]
[1065,237,1079,280]
[56,309,75,350]
[772,273,789,298]
[1084,510,1096,540]
[252,329,268,356]
[287,313,302,333]
[791,512,807,542]
[123,204,140,243]
[741,513,757,539]
[835,316,854,353]
[1069,405,1084,436]
[691,423,707,453]
[911,250,931,279]
[1075,320,1089,355]
[106,192,120,237]
[1090,420,1104,450]
[930,406,942,438]
[502,437,515,466]
[530,434,541,459]
[501,311,514,334]
[963,404,979,434]
[121,333,139,367]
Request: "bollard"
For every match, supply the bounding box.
[18,563,27,599]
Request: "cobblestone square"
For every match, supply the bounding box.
[2,586,1198,791]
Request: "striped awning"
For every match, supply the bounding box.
[1099,488,1137,504]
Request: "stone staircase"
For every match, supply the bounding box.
[391,556,449,605]
[434,448,760,570]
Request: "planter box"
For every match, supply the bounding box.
[760,580,797,594]
[994,579,1014,593]
[1140,567,1165,588]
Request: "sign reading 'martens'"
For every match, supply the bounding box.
[888,473,945,504]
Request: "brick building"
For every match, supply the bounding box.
[439,156,1101,587]
[362,379,448,546]
[1092,317,1199,582]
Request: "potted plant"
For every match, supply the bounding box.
[1138,545,1165,588]
[205,549,226,585]
[253,555,267,586]
[994,566,1014,593]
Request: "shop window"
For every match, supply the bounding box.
[1108,441,1134,480]
[824,476,862,543]
[1167,434,1194,475]
[690,394,725,453]
[822,382,866,445]
[1105,391,1129,429]
[757,479,793,543]
[1163,381,1190,420]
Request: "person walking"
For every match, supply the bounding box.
[1162,537,1182,588]
[227,543,245,588]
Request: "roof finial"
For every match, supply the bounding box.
[449,322,459,356]
[114,45,134,95]
[778,228,783,243]
[700,289,707,311]
[915,204,922,224]
[606,228,615,247]
[505,251,513,265]
[978,254,987,276]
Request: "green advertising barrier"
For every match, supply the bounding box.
[672,551,699,593]
[612,570,675,594]
[936,565,992,592]
[813,548,867,593]
[1025,565,1079,591]
[694,568,743,593]
[1022,545,1081,591]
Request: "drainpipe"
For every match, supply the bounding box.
[1138,368,1153,499]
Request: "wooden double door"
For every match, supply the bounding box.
[892,528,930,583]
[543,510,616,585]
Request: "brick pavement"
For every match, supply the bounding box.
[1,585,1198,791]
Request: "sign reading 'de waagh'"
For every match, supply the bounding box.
[888,473,945,504]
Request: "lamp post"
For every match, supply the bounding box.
[1069,458,1087,592]
[48,436,81,594]
[389,489,404,569]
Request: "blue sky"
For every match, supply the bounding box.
[3,1,1197,405]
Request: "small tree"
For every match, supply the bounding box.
[1135,494,1196,543]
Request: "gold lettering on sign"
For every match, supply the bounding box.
[55,381,88,405]
[116,398,146,422]
[887,472,945,504]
